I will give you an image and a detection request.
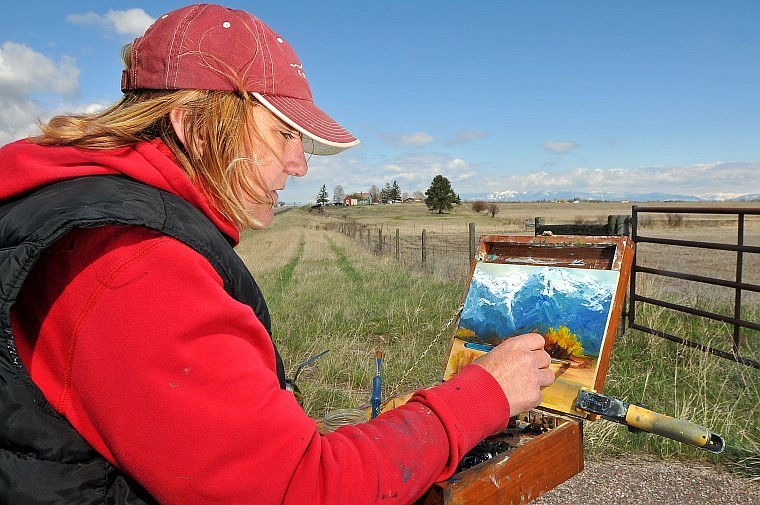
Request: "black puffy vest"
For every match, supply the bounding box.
[0,175,286,504]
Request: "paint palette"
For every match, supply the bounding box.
[443,234,635,418]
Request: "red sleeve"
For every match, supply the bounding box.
[13,226,510,505]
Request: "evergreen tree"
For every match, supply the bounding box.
[391,180,401,202]
[424,175,458,214]
[316,184,329,205]
[380,182,393,203]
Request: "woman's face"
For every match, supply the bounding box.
[243,106,309,229]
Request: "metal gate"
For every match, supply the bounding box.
[628,206,760,369]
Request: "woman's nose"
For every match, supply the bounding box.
[286,144,309,177]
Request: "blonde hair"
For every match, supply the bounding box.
[31,44,277,230]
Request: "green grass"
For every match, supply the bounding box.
[587,300,760,478]
[325,236,362,283]
[240,214,463,416]
[238,207,760,479]
[266,234,305,302]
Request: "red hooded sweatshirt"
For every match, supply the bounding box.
[1,138,510,504]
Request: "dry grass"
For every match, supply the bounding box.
[323,200,759,234]
[318,201,760,288]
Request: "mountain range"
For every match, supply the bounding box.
[460,190,760,203]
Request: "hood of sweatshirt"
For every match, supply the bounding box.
[0,138,239,244]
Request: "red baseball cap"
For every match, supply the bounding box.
[121,3,359,155]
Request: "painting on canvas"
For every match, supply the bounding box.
[443,261,621,415]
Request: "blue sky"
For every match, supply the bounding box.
[1,1,759,203]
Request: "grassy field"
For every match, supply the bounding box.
[237,201,759,478]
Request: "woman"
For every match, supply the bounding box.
[0,4,554,504]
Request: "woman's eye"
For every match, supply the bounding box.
[281,131,298,140]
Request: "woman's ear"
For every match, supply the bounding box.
[169,109,188,147]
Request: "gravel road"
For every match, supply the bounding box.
[532,457,759,505]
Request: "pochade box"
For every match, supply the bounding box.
[377,234,635,505]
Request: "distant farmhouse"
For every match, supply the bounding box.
[343,193,374,206]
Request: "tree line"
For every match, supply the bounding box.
[316,175,467,215]
[319,181,411,206]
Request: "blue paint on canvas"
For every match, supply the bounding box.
[458,263,619,357]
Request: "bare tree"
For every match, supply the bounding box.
[471,201,486,213]
[333,184,345,204]
[487,203,499,218]
[368,185,380,204]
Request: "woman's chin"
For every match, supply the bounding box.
[250,209,274,230]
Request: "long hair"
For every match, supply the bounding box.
[31,45,276,230]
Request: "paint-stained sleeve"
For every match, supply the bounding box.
[281,364,510,503]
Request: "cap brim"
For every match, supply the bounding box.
[253,93,359,156]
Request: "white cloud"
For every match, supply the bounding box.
[65,12,101,26]
[377,153,474,187]
[0,98,43,145]
[274,150,760,203]
[379,131,435,147]
[493,163,760,198]
[0,8,155,144]
[280,149,485,203]
[445,130,488,146]
[66,9,154,38]
[543,140,578,154]
[0,42,79,97]
[0,42,85,144]
[106,9,156,36]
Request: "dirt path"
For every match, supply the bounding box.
[532,457,759,505]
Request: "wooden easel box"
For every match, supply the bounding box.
[374,391,583,505]
[378,235,635,505]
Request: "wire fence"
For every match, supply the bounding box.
[322,219,496,282]
[320,210,760,368]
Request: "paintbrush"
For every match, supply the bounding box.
[550,357,573,365]
[371,351,383,418]
[463,341,572,365]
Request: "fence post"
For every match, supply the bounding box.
[618,215,631,236]
[607,215,617,235]
[378,228,383,255]
[628,207,638,329]
[395,229,400,261]
[421,229,427,264]
[734,213,745,352]
[468,223,476,267]
[534,217,544,235]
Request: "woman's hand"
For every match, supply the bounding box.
[472,333,555,415]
